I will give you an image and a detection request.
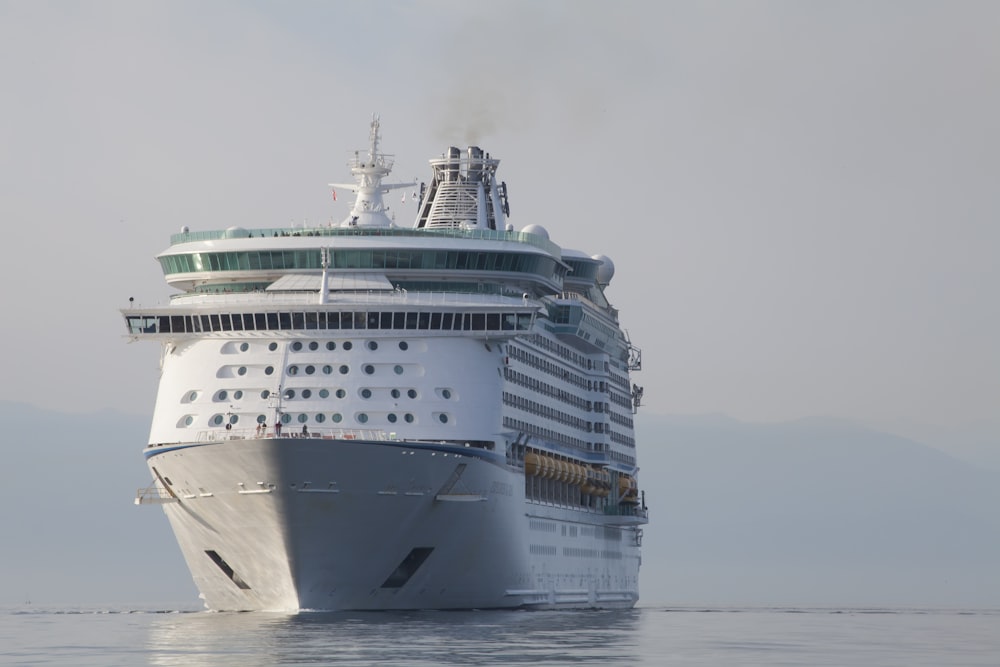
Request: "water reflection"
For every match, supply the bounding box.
[146,608,646,666]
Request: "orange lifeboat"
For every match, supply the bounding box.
[524,452,543,477]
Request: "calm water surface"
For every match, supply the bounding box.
[1,606,997,666]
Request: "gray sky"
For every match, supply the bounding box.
[1,1,997,446]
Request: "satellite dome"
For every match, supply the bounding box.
[223,226,251,239]
[521,224,550,240]
[592,254,615,286]
[180,225,190,233]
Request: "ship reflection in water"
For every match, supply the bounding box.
[145,609,646,666]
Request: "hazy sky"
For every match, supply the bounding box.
[1,1,997,443]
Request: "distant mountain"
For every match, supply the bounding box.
[0,401,197,607]
[635,413,1000,608]
[3,402,997,609]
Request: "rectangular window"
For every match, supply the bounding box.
[471,313,486,330]
[292,312,305,330]
[278,312,292,330]
[380,312,393,329]
[486,313,500,330]
[430,313,442,329]
[405,312,418,329]
[441,313,454,330]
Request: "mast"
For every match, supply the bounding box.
[329,114,414,228]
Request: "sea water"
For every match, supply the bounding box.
[1,606,997,666]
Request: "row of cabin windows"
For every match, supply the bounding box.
[126,310,534,335]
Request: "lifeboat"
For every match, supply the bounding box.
[619,475,639,503]
[524,452,543,477]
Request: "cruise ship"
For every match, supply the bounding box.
[126,117,648,611]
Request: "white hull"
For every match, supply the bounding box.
[147,437,642,611]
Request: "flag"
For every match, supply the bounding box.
[331,189,337,201]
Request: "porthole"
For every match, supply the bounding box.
[284,389,296,399]
[388,413,397,423]
[265,366,274,375]
[368,341,378,351]
[302,389,312,399]
[319,389,329,398]
[339,365,349,375]
[309,341,319,351]
[305,365,315,375]
[292,341,302,351]
[361,388,372,399]
[336,389,346,399]
[211,414,224,426]
[404,413,414,423]
[233,390,243,400]
[323,365,333,375]
[281,413,291,424]
[268,342,278,351]
[442,389,452,399]
[438,414,449,424]
[257,414,266,423]
[230,414,239,425]
[391,389,401,399]
[240,342,249,352]
[288,365,299,375]
[297,413,308,423]
[357,413,369,424]
[363,364,375,375]
[326,341,336,351]
[343,341,353,351]
[237,366,247,376]
[187,391,198,402]
[407,389,417,399]
[260,390,270,399]
[394,365,404,375]
[216,390,228,401]
[398,341,409,351]
[316,413,326,423]
[332,413,343,423]
[183,415,194,426]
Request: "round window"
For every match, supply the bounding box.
[391,389,401,399]
[339,365,349,375]
[438,414,448,424]
[292,341,302,351]
[260,390,270,399]
[343,341,353,351]
[237,366,247,376]
[323,365,333,375]
[268,342,278,351]
[442,389,451,399]
[357,413,369,424]
[217,390,228,401]
[302,389,312,399]
[305,365,315,375]
[265,366,274,375]
[319,389,330,398]
[326,341,336,351]
[230,414,239,424]
[240,342,249,352]
[211,414,223,426]
[368,341,378,351]
[281,413,291,424]
[257,414,266,423]
[388,413,397,423]
[364,364,375,375]
[188,391,198,402]
[394,365,404,375]
[361,389,372,399]
[404,413,414,423]
[398,341,409,351]
[184,415,193,426]
[309,341,319,351]
[288,365,299,375]
[407,389,417,399]
[316,413,326,423]
[284,389,295,399]
[297,413,308,423]
[332,413,343,423]
[233,390,243,400]
[336,389,346,398]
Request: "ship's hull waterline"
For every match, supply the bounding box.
[146,438,642,611]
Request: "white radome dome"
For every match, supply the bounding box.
[592,254,615,285]
[521,224,550,240]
